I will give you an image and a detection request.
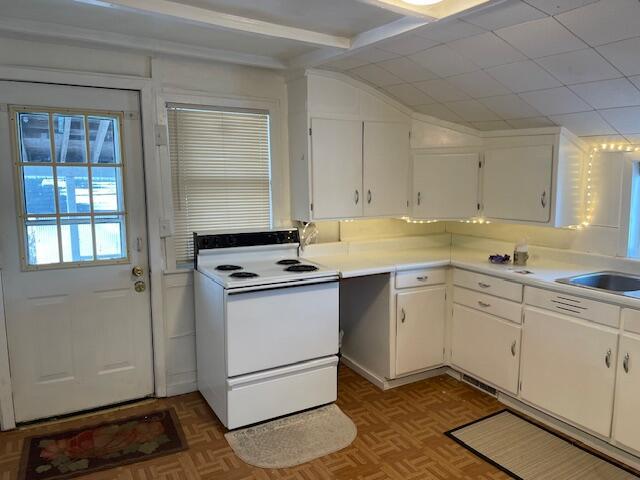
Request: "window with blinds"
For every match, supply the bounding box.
[167,105,272,263]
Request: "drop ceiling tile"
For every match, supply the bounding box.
[409,44,480,77]
[599,106,640,134]
[349,48,400,64]
[446,99,501,121]
[506,116,557,128]
[377,33,440,56]
[322,56,371,71]
[556,0,640,46]
[448,32,526,68]
[630,76,640,90]
[472,120,512,131]
[523,0,599,15]
[495,17,587,58]
[378,57,438,83]
[383,83,435,106]
[414,20,486,43]
[486,60,562,92]
[448,71,512,98]
[570,78,640,109]
[413,78,471,102]
[549,111,616,136]
[623,133,640,144]
[519,86,592,115]
[350,64,403,87]
[597,37,640,77]
[464,1,547,30]
[413,103,464,123]
[479,94,542,119]
[536,49,622,85]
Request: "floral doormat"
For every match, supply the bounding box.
[18,408,187,480]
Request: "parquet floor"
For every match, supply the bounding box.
[0,366,509,479]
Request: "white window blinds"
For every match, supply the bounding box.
[167,105,272,263]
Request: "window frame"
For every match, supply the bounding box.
[158,93,283,271]
[9,105,131,271]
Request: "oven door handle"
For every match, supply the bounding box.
[226,276,339,294]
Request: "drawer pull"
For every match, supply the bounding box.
[354,189,359,205]
[478,301,491,308]
[605,349,612,369]
[624,353,630,373]
[511,340,517,357]
[401,308,406,324]
[416,276,429,281]
[478,282,491,289]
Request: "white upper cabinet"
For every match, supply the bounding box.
[412,153,480,219]
[288,72,411,222]
[363,121,409,217]
[310,118,363,219]
[483,145,553,223]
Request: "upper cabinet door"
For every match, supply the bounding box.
[483,145,553,223]
[310,118,363,219]
[363,121,409,217]
[413,153,479,219]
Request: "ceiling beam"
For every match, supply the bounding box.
[72,0,351,49]
[0,17,287,70]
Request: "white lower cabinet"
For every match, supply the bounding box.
[451,304,521,394]
[395,286,446,376]
[520,306,618,437]
[613,332,640,453]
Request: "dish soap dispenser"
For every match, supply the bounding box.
[514,240,529,266]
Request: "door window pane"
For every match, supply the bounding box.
[89,117,120,164]
[13,108,129,268]
[22,166,56,214]
[95,215,126,259]
[26,217,59,265]
[56,166,91,214]
[61,216,94,262]
[53,114,87,163]
[92,167,124,212]
[17,113,52,163]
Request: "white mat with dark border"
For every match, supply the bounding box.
[446,410,638,480]
[225,404,357,469]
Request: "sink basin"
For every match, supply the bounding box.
[556,271,640,298]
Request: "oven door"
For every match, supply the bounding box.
[226,280,339,377]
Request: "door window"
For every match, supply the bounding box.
[11,108,128,268]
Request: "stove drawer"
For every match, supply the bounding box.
[226,356,338,429]
[226,281,339,377]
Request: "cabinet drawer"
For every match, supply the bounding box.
[623,309,640,335]
[524,287,620,328]
[454,287,522,324]
[453,269,523,302]
[395,268,446,289]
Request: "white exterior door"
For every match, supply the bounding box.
[395,286,445,376]
[310,118,363,219]
[0,81,153,423]
[413,153,480,219]
[520,306,617,437]
[363,121,409,217]
[483,145,552,223]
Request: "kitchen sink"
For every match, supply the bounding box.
[556,271,640,298]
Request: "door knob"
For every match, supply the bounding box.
[132,266,144,277]
[134,280,146,293]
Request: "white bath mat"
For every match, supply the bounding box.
[224,404,357,469]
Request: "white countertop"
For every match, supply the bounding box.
[306,240,640,309]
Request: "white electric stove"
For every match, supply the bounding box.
[193,228,340,429]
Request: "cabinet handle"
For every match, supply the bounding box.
[367,189,372,204]
[605,349,612,368]
[400,308,406,323]
[478,301,491,308]
[624,353,630,373]
[416,276,428,281]
[511,340,517,357]
[354,189,359,205]
[417,192,421,206]
[478,282,491,289]
[541,190,547,208]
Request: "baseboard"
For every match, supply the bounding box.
[340,356,449,390]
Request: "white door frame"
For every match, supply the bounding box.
[0,65,167,430]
